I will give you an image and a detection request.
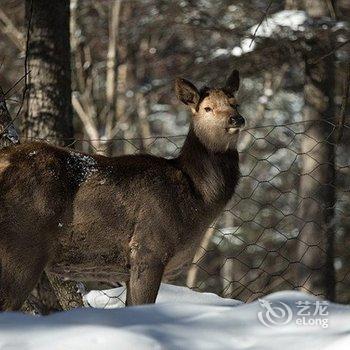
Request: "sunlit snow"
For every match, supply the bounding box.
[1,284,349,349]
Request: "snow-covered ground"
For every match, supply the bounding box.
[1,284,350,350]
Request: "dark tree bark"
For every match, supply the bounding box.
[296,0,336,300]
[22,0,73,145]
[22,0,82,312]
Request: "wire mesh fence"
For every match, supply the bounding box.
[189,118,349,304]
[28,117,350,306]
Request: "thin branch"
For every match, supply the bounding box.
[249,0,274,48]
[309,40,350,65]
[325,0,337,19]
[4,70,30,96]
[105,0,122,138]
[72,93,99,141]
[5,98,21,103]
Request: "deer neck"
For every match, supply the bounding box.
[176,127,239,207]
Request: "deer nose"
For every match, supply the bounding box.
[229,115,245,128]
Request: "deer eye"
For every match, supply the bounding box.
[231,104,240,109]
[204,107,212,112]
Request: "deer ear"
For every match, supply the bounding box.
[225,69,240,94]
[175,78,199,107]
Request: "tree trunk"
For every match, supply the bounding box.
[22,0,73,145]
[22,0,82,312]
[296,0,336,300]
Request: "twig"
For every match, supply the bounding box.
[72,93,99,141]
[5,98,20,103]
[309,40,350,65]
[4,70,30,96]
[249,0,274,48]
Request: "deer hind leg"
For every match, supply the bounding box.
[0,245,48,311]
[126,255,165,306]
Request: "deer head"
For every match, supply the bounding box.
[175,69,245,152]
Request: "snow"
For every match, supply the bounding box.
[84,283,242,309]
[67,151,99,184]
[249,10,307,38]
[28,150,37,157]
[1,284,350,349]
[212,48,230,58]
[231,10,308,56]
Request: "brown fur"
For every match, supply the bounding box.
[0,70,245,309]
[0,159,9,173]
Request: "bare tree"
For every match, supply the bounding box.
[71,0,123,154]
[22,0,73,144]
[296,0,336,300]
[22,0,82,312]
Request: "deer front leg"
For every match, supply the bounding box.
[126,255,165,306]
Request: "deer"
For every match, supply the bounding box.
[0,69,245,311]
